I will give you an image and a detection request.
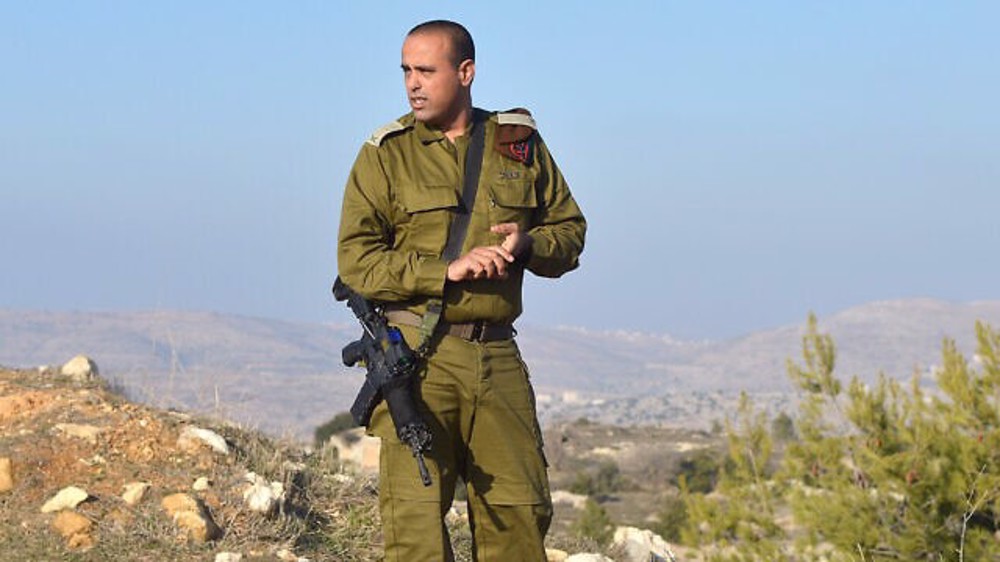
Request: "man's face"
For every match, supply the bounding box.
[401,31,473,128]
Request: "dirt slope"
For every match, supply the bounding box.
[0,365,381,561]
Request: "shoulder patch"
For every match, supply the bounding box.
[495,108,537,165]
[366,119,411,147]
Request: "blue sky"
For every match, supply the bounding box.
[2,2,998,339]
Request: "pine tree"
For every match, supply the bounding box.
[682,393,788,560]
[784,318,1000,560]
[680,316,1000,560]
[573,498,614,546]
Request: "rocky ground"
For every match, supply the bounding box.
[0,359,383,561]
[0,359,689,561]
[543,420,724,535]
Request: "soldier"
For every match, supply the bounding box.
[337,19,586,561]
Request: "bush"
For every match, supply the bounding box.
[569,460,624,498]
[770,411,796,442]
[314,411,356,448]
[682,316,1000,560]
[654,494,688,543]
[673,450,721,494]
[572,498,613,546]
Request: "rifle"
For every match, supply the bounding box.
[332,277,433,486]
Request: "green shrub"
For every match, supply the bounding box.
[572,498,614,546]
[673,450,721,494]
[314,411,356,448]
[654,494,688,543]
[770,410,796,442]
[569,460,624,497]
[682,316,1000,560]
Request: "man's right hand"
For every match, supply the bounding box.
[446,245,515,282]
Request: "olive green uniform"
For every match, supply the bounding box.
[338,108,586,561]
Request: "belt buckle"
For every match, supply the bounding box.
[469,321,485,342]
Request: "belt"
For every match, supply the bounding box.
[384,310,514,343]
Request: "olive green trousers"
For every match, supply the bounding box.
[369,324,552,561]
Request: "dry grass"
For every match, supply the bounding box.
[0,366,386,561]
[1,365,675,561]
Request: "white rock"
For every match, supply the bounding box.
[242,472,285,513]
[161,493,223,542]
[327,428,380,473]
[122,482,151,506]
[215,553,243,562]
[178,427,230,455]
[332,473,354,484]
[193,477,212,491]
[0,457,13,493]
[276,548,310,561]
[61,355,99,382]
[55,423,103,445]
[80,454,107,467]
[613,526,677,562]
[41,486,90,513]
[546,548,569,561]
[445,503,468,526]
[551,489,588,509]
[566,554,614,562]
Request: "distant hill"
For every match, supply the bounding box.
[2,299,999,439]
[0,310,362,440]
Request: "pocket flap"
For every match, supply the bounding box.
[398,184,460,213]
[489,181,537,208]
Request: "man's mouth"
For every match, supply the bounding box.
[410,97,427,109]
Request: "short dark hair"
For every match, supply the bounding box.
[407,20,475,67]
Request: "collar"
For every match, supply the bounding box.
[415,120,447,144]
[414,108,487,144]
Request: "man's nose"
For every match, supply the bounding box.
[406,74,420,91]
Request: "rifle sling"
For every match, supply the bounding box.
[446,113,487,260]
[415,113,487,356]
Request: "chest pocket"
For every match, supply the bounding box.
[395,184,460,254]
[488,180,537,229]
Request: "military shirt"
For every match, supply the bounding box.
[337,108,586,324]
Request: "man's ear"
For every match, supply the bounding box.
[458,59,475,86]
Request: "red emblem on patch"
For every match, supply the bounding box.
[507,141,531,164]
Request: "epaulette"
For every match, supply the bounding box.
[366,116,414,147]
[496,109,537,130]
[495,108,537,165]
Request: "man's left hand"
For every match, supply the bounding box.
[491,222,533,258]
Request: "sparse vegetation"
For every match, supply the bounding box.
[313,410,356,448]
[672,449,721,494]
[681,316,1000,560]
[2,366,674,561]
[570,460,625,498]
[654,494,688,543]
[0,367,384,561]
[19,313,996,559]
[572,498,614,546]
[770,410,796,442]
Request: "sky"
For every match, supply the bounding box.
[2,1,998,340]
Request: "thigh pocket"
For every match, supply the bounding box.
[471,348,550,506]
